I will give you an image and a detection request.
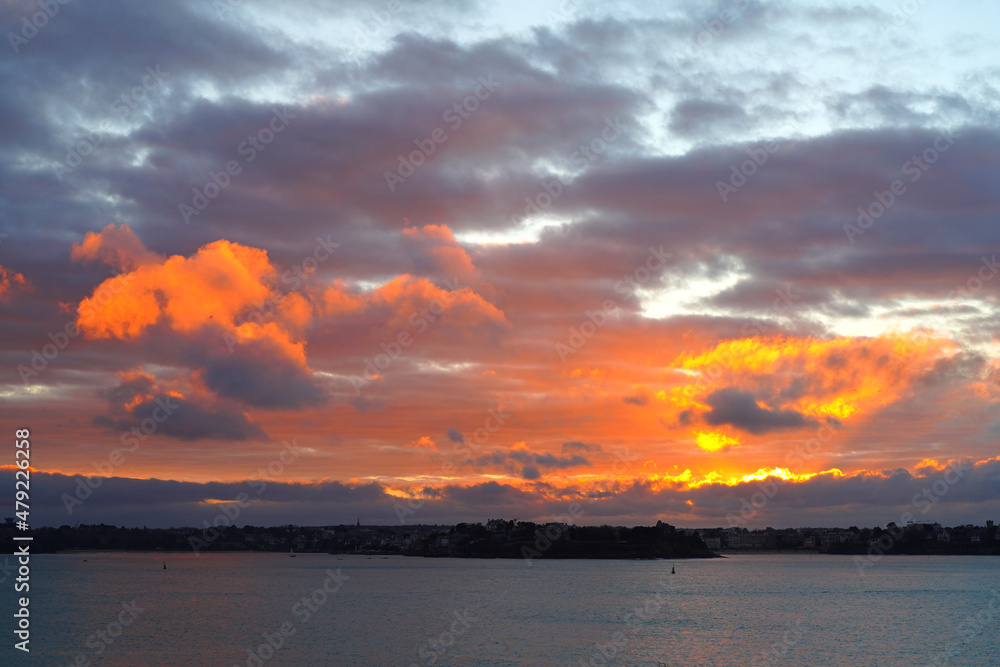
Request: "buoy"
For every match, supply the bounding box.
[163,562,167,570]
[671,564,675,574]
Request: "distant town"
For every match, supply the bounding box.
[4,517,997,558]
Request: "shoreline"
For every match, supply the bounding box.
[43,549,999,559]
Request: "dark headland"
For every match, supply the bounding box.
[9,517,997,559]
[5,518,717,559]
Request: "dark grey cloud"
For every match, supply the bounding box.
[828,86,976,127]
[562,441,603,455]
[669,99,748,138]
[96,374,266,442]
[188,333,325,409]
[8,457,998,529]
[703,387,815,434]
[623,392,649,406]
[470,448,590,479]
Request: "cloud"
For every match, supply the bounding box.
[562,441,603,455]
[703,387,815,434]
[190,331,324,408]
[447,428,465,443]
[694,431,741,453]
[669,99,748,138]
[95,370,266,441]
[9,456,998,529]
[402,224,478,280]
[75,234,280,340]
[70,223,160,272]
[469,446,591,479]
[363,273,506,332]
[0,264,29,302]
[669,334,959,425]
[406,436,437,449]
[71,230,325,408]
[2,0,1000,528]
[623,392,649,406]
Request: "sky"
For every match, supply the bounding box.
[1,0,999,530]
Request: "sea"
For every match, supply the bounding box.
[4,552,998,666]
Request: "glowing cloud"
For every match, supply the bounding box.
[669,333,958,431]
[70,223,161,272]
[76,238,277,339]
[0,265,30,302]
[694,431,741,452]
[402,224,478,280]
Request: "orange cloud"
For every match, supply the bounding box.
[72,230,506,411]
[668,333,957,428]
[0,264,30,302]
[70,223,160,272]
[369,274,506,330]
[406,436,437,449]
[228,321,308,366]
[76,239,276,339]
[320,279,366,317]
[403,224,478,279]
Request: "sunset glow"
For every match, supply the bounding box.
[2,0,999,532]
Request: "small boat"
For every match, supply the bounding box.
[289,548,296,558]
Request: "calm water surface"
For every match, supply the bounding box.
[4,553,998,666]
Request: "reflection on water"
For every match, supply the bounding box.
[4,552,998,666]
